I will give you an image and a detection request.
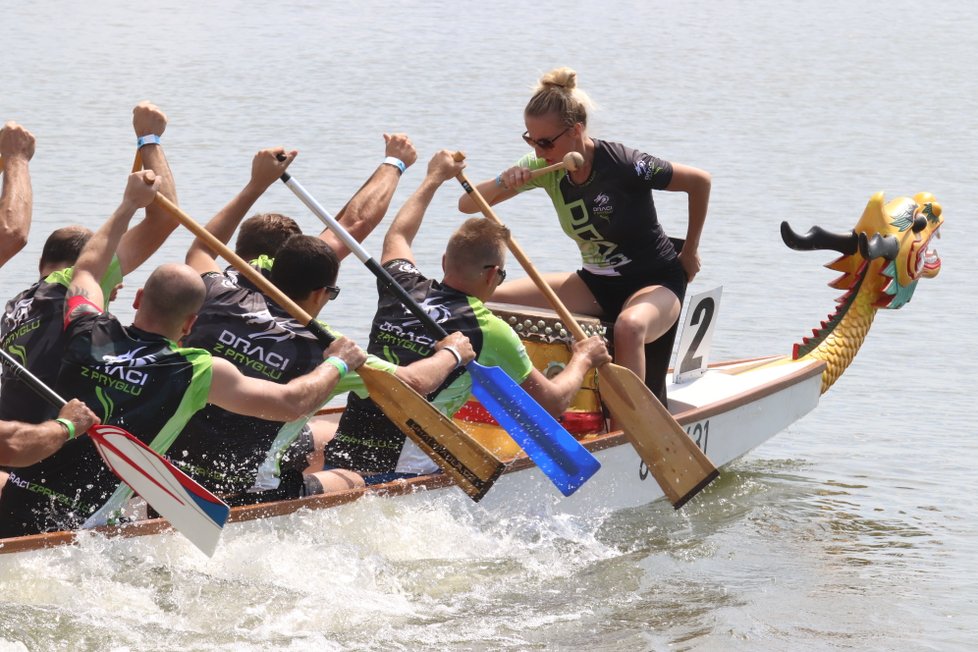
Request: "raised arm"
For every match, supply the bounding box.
[666,162,711,282]
[115,102,180,276]
[320,133,417,260]
[67,171,160,314]
[185,147,297,274]
[207,336,367,422]
[0,122,36,267]
[381,150,465,265]
[457,156,539,214]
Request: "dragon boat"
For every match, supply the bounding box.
[0,191,943,555]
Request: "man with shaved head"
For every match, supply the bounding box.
[0,170,366,537]
[1,103,180,428]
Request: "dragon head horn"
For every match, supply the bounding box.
[780,222,858,255]
[857,232,900,261]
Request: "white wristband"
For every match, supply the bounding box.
[382,156,406,174]
[136,134,161,149]
[441,345,463,369]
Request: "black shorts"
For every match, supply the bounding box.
[576,263,687,321]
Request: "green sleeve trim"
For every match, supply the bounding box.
[89,345,214,523]
[44,267,74,288]
[145,345,214,454]
[43,255,124,310]
[471,296,534,384]
[98,256,124,309]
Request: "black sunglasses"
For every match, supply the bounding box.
[522,126,571,150]
[483,264,507,283]
[323,285,341,300]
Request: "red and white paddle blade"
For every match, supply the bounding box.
[89,424,229,557]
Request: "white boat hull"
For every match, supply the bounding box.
[0,355,824,554]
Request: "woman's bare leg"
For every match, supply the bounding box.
[491,272,603,316]
[613,286,681,381]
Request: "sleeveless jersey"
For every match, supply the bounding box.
[0,260,122,424]
[326,259,534,475]
[0,308,212,537]
[173,260,394,495]
[519,139,678,276]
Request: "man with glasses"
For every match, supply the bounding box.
[322,150,610,485]
[161,144,473,508]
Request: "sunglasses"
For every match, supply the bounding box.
[522,126,571,150]
[323,285,341,300]
[483,264,507,283]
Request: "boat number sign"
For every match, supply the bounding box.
[674,287,722,384]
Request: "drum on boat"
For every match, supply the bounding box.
[453,302,609,459]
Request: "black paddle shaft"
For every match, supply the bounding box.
[0,347,66,410]
[279,168,450,342]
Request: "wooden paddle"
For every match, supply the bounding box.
[0,348,229,556]
[526,152,585,181]
[276,166,601,497]
[153,194,503,501]
[454,152,719,508]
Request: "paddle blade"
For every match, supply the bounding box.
[358,366,504,501]
[598,363,719,508]
[468,362,600,496]
[89,424,229,556]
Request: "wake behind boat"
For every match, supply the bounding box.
[0,191,943,555]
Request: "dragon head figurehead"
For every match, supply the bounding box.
[780,192,943,391]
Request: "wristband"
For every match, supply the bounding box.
[441,345,463,369]
[495,173,504,187]
[55,417,76,440]
[382,156,406,175]
[324,356,349,379]
[136,134,161,149]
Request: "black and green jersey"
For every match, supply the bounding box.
[0,260,122,424]
[326,259,533,475]
[172,260,394,495]
[0,308,212,537]
[518,139,678,276]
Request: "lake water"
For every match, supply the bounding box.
[1,1,975,650]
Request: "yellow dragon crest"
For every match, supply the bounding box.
[780,192,943,393]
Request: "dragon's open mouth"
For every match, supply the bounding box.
[915,225,942,277]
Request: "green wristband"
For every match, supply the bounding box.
[324,356,349,379]
[55,417,76,440]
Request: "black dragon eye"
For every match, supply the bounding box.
[912,215,929,233]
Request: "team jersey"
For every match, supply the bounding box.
[0,259,123,424]
[0,306,212,537]
[518,138,678,276]
[326,259,534,475]
[172,259,395,496]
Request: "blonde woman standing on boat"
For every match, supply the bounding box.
[458,67,711,403]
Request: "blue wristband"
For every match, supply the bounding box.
[382,156,406,174]
[495,173,504,187]
[324,356,349,379]
[136,134,161,149]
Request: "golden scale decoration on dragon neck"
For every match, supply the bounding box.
[781,192,943,393]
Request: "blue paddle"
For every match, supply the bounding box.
[277,167,600,496]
